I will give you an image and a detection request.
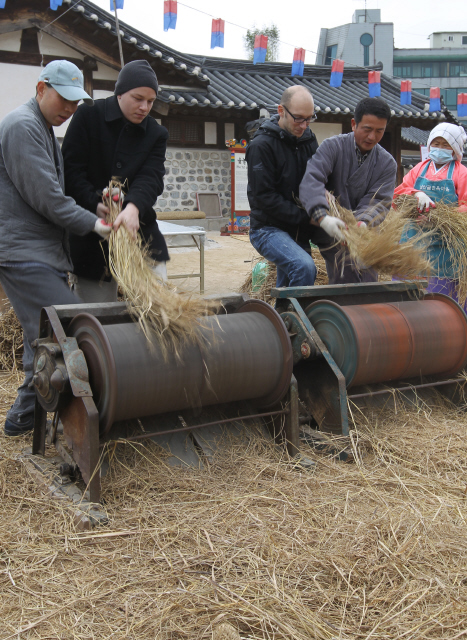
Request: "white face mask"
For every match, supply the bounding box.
[428,147,454,164]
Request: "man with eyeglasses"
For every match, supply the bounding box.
[299,97,397,284]
[247,85,328,288]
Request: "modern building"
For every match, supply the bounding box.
[315,10,394,76]
[394,34,467,117]
[316,12,467,120]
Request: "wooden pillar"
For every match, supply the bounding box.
[83,56,97,99]
[393,124,403,186]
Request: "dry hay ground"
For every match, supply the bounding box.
[1,373,467,639]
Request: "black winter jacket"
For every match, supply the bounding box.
[62,96,169,280]
[246,115,319,238]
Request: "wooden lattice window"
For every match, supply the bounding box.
[166,120,203,145]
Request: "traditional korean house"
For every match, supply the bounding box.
[0,0,458,218]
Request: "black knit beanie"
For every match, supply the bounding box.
[114,60,158,96]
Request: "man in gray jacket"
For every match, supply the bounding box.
[299,97,397,284]
[0,60,112,436]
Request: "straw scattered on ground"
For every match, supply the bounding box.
[105,180,216,357]
[0,306,23,371]
[1,374,467,639]
[395,195,467,304]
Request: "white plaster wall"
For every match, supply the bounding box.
[0,63,83,137]
[94,62,119,80]
[312,122,343,144]
[0,31,21,52]
[92,89,114,100]
[38,32,83,58]
[0,63,42,121]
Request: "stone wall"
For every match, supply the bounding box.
[155,148,231,217]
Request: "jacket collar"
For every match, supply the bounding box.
[104,94,148,131]
[254,113,313,145]
[28,97,53,134]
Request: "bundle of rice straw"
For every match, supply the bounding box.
[0,306,23,371]
[395,194,467,304]
[103,179,215,357]
[240,254,328,305]
[325,194,432,278]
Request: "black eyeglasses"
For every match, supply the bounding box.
[282,104,317,124]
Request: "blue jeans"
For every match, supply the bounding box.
[249,227,317,287]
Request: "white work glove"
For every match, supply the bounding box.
[319,215,346,241]
[93,219,113,239]
[415,191,436,213]
[103,186,124,204]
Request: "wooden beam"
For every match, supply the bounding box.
[0,50,84,68]
[40,22,121,70]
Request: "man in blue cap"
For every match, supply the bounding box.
[0,60,112,436]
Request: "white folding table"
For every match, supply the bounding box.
[158,221,206,293]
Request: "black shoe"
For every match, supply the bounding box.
[4,414,34,437]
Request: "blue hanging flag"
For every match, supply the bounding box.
[329,59,344,87]
[253,34,268,65]
[164,0,177,31]
[291,48,305,77]
[110,0,124,8]
[430,87,441,111]
[211,18,224,49]
[400,80,412,105]
[50,0,63,10]
[368,71,381,97]
[0,0,5,7]
[458,93,467,117]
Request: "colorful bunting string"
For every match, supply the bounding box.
[253,34,268,65]
[429,87,441,111]
[211,18,224,49]
[329,59,344,87]
[164,0,177,31]
[291,48,305,77]
[368,71,381,97]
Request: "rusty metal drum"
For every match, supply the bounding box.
[68,299,293,434]
[306,293,467,388]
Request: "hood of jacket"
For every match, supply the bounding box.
[252,114,314,146]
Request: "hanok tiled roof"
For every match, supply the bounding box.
[402,126,430,146]
[58,0,455,125]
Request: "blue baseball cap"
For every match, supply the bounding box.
[38,60,93,105]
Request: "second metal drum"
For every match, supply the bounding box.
[306,293,467,388]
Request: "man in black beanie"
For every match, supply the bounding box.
[62,59,169,301]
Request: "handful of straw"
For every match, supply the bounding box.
[395,194,467,304]
[104,180,215,358]
[325,194,432,279]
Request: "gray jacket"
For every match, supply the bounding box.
[299,132,397,225]
[0,98,97,273]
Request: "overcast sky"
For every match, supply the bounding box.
[88,0,466,66]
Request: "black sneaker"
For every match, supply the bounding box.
[4,414,34,437]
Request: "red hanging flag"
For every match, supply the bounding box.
[291,48,305,77]
[253,34,268,64]
[368,71,381,97]
[330,59,344,87]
